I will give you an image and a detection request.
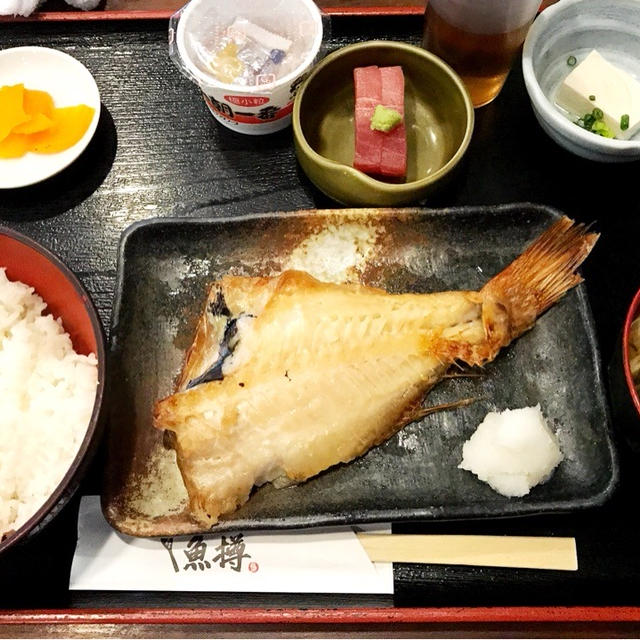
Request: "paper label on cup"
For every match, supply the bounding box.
[224,95,270,107]
[203,93,293,125]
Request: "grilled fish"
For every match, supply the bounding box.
[154,217,597,527]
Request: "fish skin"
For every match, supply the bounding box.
[153,217,598,528]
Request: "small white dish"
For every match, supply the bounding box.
[522,0,640,163]
[0,47,101,188]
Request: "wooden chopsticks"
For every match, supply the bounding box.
[356,533,578,571]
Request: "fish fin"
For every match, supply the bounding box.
[405,397,477,422]
[442,370,485,379]
[480,216,598,349]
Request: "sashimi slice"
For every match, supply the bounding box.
[379,66,406,178]
[380,66,404,110]
[353,65,406,179]
[354,65,378,102]
[353,65,384,175]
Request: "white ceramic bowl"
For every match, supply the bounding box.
[0,47,101,188]
[522,0,640,163]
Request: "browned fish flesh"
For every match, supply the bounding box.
[153,217,598,527]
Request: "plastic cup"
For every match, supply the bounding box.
[170,0,323,135]
[423,0,541,107]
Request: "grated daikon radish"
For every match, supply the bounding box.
[459,405,563,498]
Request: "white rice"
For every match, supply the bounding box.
[0,268,98,537]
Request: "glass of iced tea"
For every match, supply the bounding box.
[423,0,542,107]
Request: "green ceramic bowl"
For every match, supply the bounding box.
[293,41,474,206]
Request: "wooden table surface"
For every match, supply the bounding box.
[1,12,640,638]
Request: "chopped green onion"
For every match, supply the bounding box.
[567,55,577,66]
[592,121,614,138]
[575,107,614,138]
[621,114,630,131]
[589,95,596,101]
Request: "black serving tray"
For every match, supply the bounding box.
[104,204,618,536]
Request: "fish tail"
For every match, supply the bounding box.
[480,215,598,349]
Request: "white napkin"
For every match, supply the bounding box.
[0,0,99,16]
[70,496,394,594]
[0,0,42,16]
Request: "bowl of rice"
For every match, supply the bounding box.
[0,226,106,553]
[609,287,640,450]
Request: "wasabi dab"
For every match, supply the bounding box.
[370,104,403,132]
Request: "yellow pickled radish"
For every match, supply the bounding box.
[23,88,55,118]
[0,133,30,159]
[0,84,96,158]
[28,105,95,154]
[0,84,30,143]
[12,112,54,135]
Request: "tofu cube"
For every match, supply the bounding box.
[555,50,640,140]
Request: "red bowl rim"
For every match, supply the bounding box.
[0,226,107,554]
[623,287,640,418]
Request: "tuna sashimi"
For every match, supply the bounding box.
[353,66,383,175]
[353,65,406,179]
[379,66,406,178]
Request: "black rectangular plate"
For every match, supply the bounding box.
[104,204,618,536]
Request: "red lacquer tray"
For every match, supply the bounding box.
[2,0,425,21]
[2,5,639,635]
[4,606,640,633]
